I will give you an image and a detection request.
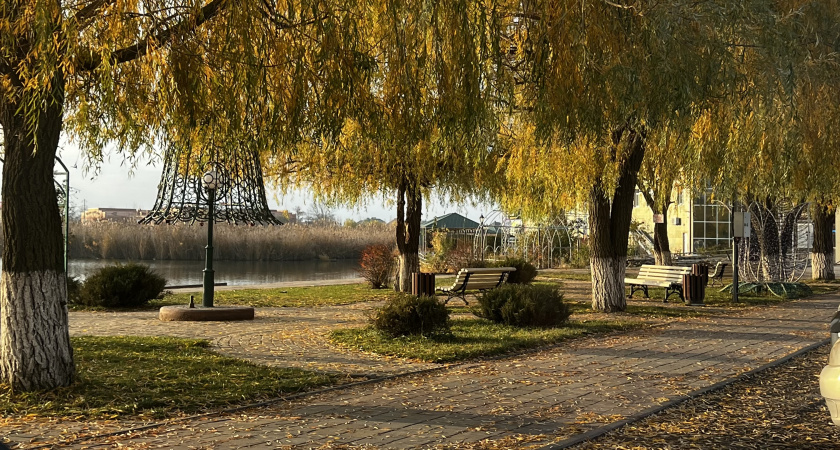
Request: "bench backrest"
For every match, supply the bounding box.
[711,262,727,277]
[636,264,691,283]
[451,267,517,290]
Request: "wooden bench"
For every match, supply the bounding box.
[708,261,727,286]
[625,264,691,302]
[437,267,516,305]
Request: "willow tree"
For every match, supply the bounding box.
[789,3,840,280]
[798,77,840,280]
[691,0,840,280]
[495,0,738,311]
[289,0,496,291]
[0,0,358,391]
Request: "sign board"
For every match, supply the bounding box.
[653,214,664,224]
[733,212,751,238]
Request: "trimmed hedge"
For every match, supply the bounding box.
[476,284,570,328]
[371,293,450,337]
[76,263,166,308]
[494,257,538,284]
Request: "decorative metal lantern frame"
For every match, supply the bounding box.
[141,143,280,307]
[140,144,280,226]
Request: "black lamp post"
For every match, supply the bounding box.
[479,214,485,260]
[54,157,70,279]
[202,169,218,307]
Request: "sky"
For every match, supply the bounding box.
[52,141,494,224]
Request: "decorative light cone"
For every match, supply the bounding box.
[140,144,281,226]
[820,339,840,425]
[141,144,279,321]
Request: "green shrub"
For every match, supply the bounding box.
[371,293,450,337]
[568,243,590,268]
[66,276,83,305]
[78,263,167,308]
[494,257,538,284]
[475,284,570,328]
[359,244,396,289]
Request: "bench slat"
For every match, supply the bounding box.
[462,267,516,274]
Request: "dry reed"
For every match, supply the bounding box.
[59,222,393,261]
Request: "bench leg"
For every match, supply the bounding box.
[444,291,468,306]
[628,285,649,299]
[664,286,683,303]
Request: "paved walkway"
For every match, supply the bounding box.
[4,288,837,449]
[68,301,439,376]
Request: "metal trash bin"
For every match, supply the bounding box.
[411,273,436,297]
[682,274,706,306]
[692,263,709,286]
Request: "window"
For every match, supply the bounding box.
[691,189,732,252]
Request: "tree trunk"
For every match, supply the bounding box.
[811,202,835,280]
[653,223,672,265]
[640,184,673,266]
[589,129,645,312]
[394,182,422,292]
[0,71,75,391]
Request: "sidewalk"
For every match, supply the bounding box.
[5,290,837,449]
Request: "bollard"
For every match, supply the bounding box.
[831,306,840,346]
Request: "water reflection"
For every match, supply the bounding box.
[68,259,361,286]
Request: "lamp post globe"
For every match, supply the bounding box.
[202,170,218,190]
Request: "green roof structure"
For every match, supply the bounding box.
[421,213,480,230]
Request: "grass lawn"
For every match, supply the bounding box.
[628,282,836,308]
[330,318,644,363]
[0,336,342,419]
[537,271,592,282]
[147,283,395,309]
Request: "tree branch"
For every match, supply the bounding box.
[75,0,227,71]
[72,0,118,31]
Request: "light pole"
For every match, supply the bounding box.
[202,169,218,308]
[479,214,485,260]
[54,157,70,279]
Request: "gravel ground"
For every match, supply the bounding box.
[572,344,840,449]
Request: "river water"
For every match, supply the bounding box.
[67,259,361,287]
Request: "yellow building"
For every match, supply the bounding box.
[631,188,732,254]
[81,208,149,224]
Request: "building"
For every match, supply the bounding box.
[419,212,481,252]
[81,208,150,224]
[271,210,297,224]
[631,188,732,255]
[421,213,480,230]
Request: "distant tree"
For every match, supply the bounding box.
[635,127,693,266]
[359,218,386,226]
[306,203,337,226]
